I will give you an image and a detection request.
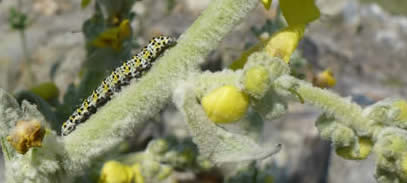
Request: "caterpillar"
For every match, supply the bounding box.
[61,35,176,136]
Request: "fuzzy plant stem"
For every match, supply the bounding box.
[63,0,259,175]
[274,75,374,136]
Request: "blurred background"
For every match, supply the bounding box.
[0,0,406,182]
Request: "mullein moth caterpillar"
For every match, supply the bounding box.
[61,35,176,136]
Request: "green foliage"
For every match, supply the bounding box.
[29,82,59,102]
[166,0,176,13]
[8,8,28,30]
[81,0,92,9]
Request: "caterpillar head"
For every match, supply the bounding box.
[153,35,176,48]
[61,121,76,136]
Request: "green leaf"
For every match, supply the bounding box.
[30,82,59,101]
[176,84,281,163]
[280,0,320,25]
[81,0,92,9]
[8,8,28,30]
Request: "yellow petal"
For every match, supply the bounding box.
[261,0,272,10]
[264,25,305,63]
[99,161,134,183]
[202,86,249,123]
[280,0,320,26]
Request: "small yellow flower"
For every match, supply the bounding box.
[99,161,134,183]
[91,19,132,51]
[264,25,305,63]
[261,0,272,10]
[202,85,249,123]
[244,66,270,98]
[7,119,45,154]
[336,137,373,160]
[312,69,336,88]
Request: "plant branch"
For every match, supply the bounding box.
[274,75,375,136]
[62,0,259,175]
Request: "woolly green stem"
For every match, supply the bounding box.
[63,0,259,175]
[274,75,373,136]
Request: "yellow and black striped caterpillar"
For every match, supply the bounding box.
[61,35,176,136]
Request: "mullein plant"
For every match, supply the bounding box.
[1,0,406,183]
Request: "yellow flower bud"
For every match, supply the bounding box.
[264,25,305,63]
[7,119,45,154]
[358,137,373,158]
[244,66,270,98]
[202,86,249,123]
[313,69,336,88]
[99,161,134,183]
[336,137,373,160]
[393,100,407,121]
[131,163,144,183]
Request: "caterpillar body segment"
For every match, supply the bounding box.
[61,35,176,136]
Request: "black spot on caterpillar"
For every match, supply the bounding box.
[61,35,176,136]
